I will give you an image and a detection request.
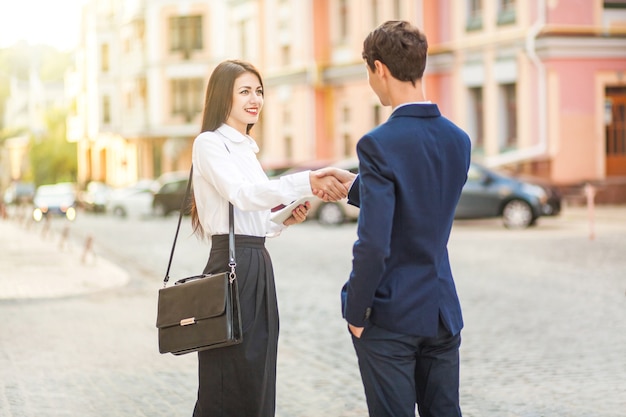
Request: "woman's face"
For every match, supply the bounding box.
[225,71,264,134]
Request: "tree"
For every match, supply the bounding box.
[29,107,77,186]
[1,43,74,185]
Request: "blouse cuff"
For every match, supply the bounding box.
[287,170,314,196]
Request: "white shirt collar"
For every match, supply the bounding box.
[393,101,432,112]
[216,124,260,153]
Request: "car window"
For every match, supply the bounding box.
[160,180,187,193]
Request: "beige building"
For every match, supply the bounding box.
[69,0,626,201]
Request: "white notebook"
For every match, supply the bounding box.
[270,196,314,224]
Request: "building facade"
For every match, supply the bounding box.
[68,0,626,200]
[422,0,626,190]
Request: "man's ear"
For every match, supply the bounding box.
[373,60,387,79]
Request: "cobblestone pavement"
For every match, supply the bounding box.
[0,205,625,416]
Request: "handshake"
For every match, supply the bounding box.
[309,167,357,202]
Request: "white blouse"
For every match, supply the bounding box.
[191,124,312,238]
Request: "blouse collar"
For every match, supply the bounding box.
[216,124,260,153]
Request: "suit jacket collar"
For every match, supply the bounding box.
[389,103,441,119]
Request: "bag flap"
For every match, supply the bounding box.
[156,272,229,329]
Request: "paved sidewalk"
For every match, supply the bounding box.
[0,204,624,417]
[0,218,129,300]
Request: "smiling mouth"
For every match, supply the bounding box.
[246,108,259,115]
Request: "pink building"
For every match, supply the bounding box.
[421,0,626,202]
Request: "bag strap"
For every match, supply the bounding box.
[162,165,236,287]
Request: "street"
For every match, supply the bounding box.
[1,206,625,417]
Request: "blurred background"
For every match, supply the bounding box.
[1,0,625,220]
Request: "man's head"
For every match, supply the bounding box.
[362,20,428,87]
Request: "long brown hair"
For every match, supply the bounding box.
[190,60,264,237]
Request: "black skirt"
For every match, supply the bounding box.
[193,234,278,417]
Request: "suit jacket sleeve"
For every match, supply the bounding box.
[344,137,394,327]
[347,175,360,208]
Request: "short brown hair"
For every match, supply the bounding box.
[362,20,428,86]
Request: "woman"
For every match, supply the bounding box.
[190,60,347,417]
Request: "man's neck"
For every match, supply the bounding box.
[388,78,426,108]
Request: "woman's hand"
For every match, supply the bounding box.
[310,170,350,201]
[311,168,356,202]
[282,201,311,226]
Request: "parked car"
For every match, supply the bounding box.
[152,171,191,217]
[107,180,156,219]
[511,172,562,217]
[3,181,35,205]
[78,181,111,212]
[455,162,557,228]
[278,158,561,229]
[32,183,77,222]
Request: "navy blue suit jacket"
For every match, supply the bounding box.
[342,103,471,337]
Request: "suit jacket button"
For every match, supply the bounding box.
[364,308,372,320]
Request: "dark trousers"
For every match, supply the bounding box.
[193,235,278,417]
[352,318,462,417]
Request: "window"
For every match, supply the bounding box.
[137,77,147,101]
[343,133,351,157]
[169,15,203,58]
[101,43,109,72]
[284,136,293,159]
[281,45,291,66]
[339,0,349,40]
[342,106,350,124]
[466,0,483,31]
[499,83,517,151]
[497,0,516,25]
[392,0,401,18]
[171,78,204,122]
[373,104,382,126]
[371,0,379,27]
[468,87,484,151]
[238,20,248,60]
[102,95,111,124]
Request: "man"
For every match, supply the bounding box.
[341,20,471,417]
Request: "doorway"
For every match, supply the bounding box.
[605,87,626,176]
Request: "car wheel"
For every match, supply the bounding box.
[317,202,345,226]
[153,202,167,217]
[502,199,534,229]
[112,206,127,217]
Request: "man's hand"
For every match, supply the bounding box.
[348,323,364,338]
[311,168,357,202]
[282,201,311,226]
[309,170,349,201]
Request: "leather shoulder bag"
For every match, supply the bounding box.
[156,166,243,355]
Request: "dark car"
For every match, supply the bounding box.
[32,183,78,222]
[512,173,562,217]
[152,172,191,217]
[455,162,558,228]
